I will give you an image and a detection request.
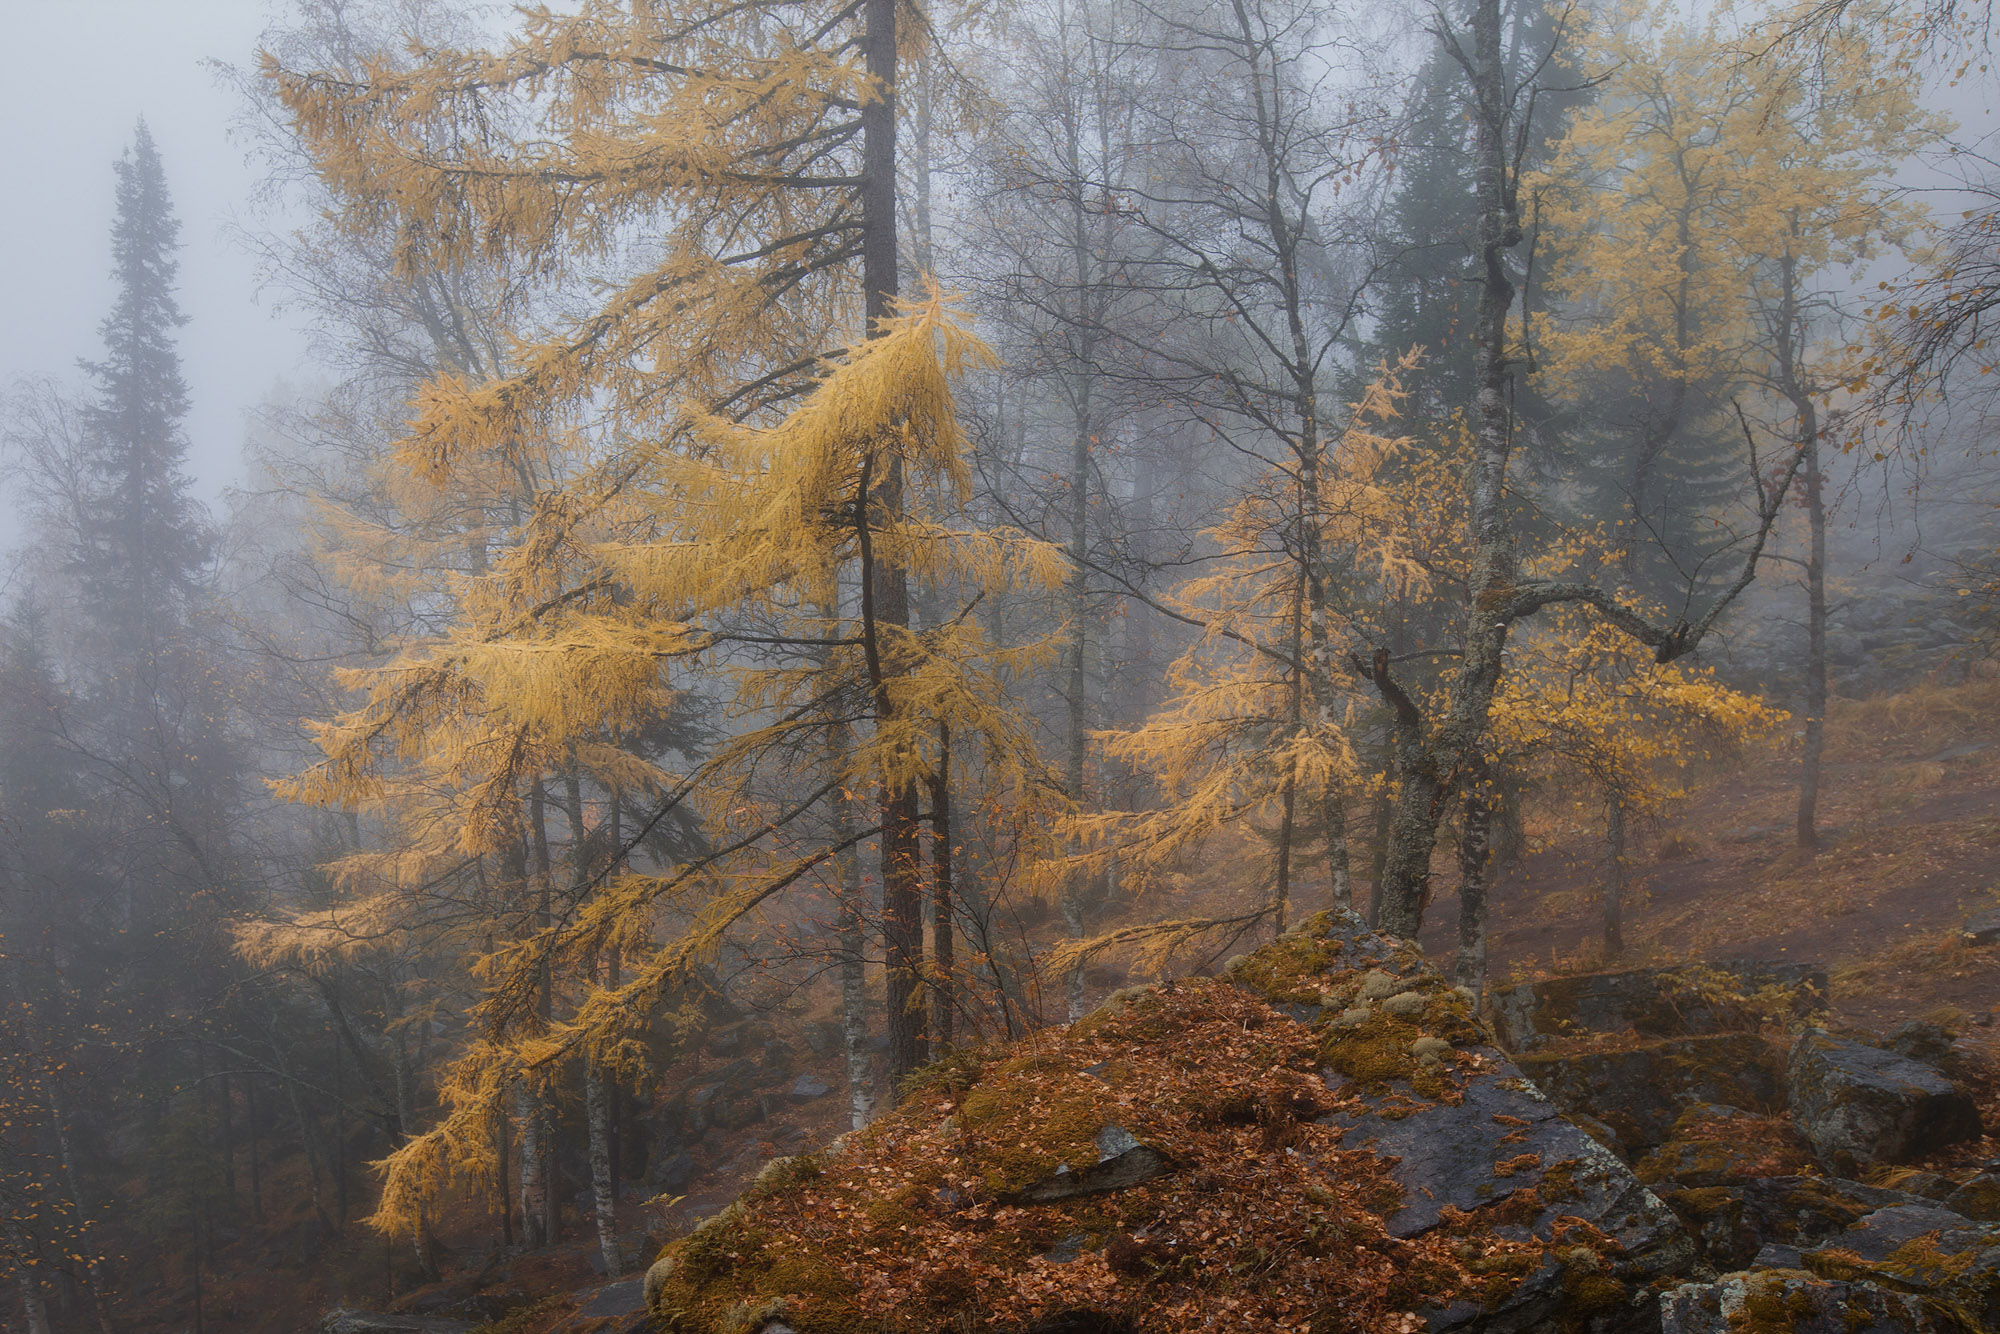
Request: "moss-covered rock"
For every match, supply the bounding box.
[1801,1204,2000,1332]
[1787,1029,1984,1172]
[1944,1170,2000,1223]
[1634,1105,1815,1189]
[1656,1174,1939,1272]
[639,910,1692,1334]
[1659,1269,1955,1334]
[1488,962,1826,1053]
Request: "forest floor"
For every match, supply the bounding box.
[127,676,2000,1334]
[1419,675,2000,1032]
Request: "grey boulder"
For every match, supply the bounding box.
[1799,1204,2000,1333]
[1787,1029,1982,1170]
[1660,1271,1950,1334]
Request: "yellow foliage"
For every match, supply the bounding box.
[1534,0,1939,427]
[1069,359,1419,907]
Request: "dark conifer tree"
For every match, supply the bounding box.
[1364,0,1584,443]
[74,120,211,639]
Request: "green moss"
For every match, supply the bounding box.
[758,1254,865,1334]
[744,1153,823,1201]
[898,1046,988,1102]
[1069,985,1164,1040]
[1660,1186,1734,1221]
[1317,992,1468,1099]
[1225,924,1348,1004]
[1947,1178,2000,1221]
[650,1199,871,1334]
[674,1204,766,1286]
[1562,1271,1628,1320]
[958,1059,1118,1196]
[1539,1159,1585,1204]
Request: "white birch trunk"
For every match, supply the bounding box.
[586,1055,620,1275]
[17,1272,50,1334]
[515,1084,548,1248]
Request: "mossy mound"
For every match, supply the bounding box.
[641,914,1591,1334]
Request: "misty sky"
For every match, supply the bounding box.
[0,0,311,542]
[1,0,1995,558]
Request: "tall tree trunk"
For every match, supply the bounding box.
[1604,796,1627,958]
[859,0,924,1093]
[585,1052,619,1275]
[561,767,620,1275]
[1366,776,1395,926]
[1057,70,1105,1022]
[333,1028,350,1228]
[931,722,956,1049]
[1275,580,1307,933]
[17,1272,51,1334]
[495,1104,513,1248]
[1780,242,1828,852]
[828,719,876,1131]
[515,1084,548,1249]
[1324,790,1354,910]
[1800,378,1832,844]
[279,1061,335,1237]
[1059,394,1093,1023]
[414,1202,439,1283]
[218,1071,235,1198]
[1453,757,1494,998]
[1371,0,1522,940]
[43,1073,113,1334]
[246,1075,264,1227]
[190,1198,204,1334]
[528,783,559,1243]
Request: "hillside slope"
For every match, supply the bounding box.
[1423,678,2000,1031]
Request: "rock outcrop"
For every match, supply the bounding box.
[1487,962,1825,1052]
[1798,1203,2000,1332]
[1787,1029,1984,1171]
[1659,1269,1952,1334]
[640,910,1697,1334]
[1514,1034,1788,1153]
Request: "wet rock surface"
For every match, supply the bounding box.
[1330,1066,1694,1333]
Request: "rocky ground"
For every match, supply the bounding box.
[321,910,2000,1334]
[310,681,2000,1334]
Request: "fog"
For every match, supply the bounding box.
[3,0,1998,1329]
[0,0,310,545]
